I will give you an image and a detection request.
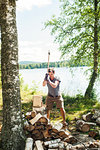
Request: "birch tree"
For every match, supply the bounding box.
[45,0,100,98]
[0,0,25,149]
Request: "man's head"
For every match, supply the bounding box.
[48,68,55,79]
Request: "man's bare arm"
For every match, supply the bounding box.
[48,80,59,88]
[43,80,47,86]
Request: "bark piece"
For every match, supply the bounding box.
[25,138,33,150]
[35,140,44,150]
[76,120,90,132]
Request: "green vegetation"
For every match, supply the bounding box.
[19,60,91,69]
[45,0,100,99]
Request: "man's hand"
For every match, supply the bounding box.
[44,73,49,81]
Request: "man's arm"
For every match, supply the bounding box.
[48,80,59,88]
[42,80,47,86]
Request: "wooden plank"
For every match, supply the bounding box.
[35,140,44,150]
[32,95,42,107]
[25,138,33,150]
[29,113,42,125]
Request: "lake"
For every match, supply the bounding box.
[19,67,100,100]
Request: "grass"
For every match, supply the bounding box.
[0,78,100,123]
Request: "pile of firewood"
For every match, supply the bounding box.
[23,110,77,150]
[23,109,100,150]
[75,110,100,137]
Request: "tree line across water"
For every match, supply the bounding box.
[19,60,91,69]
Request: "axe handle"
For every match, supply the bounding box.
[47,51,50,72]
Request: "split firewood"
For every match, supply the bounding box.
[27,124,35,132]
[88,141,98,148]
[31,110,37,118]
[32,130,44,140]
[38,116,48,125]
[76,120,90,132]
[59,128,70,138]
[25,138,33,150]
[29,113,42,125]
[64,135,77,144]
[82,112,93,122]
[32,129,40,135]
[89,131,97,138]
[96,117,100,125]
[52,123,63,131]
[33,106,46,115]
[23,120,30,130]
[25,112,32,120]
[35,124,45,130]
[35,140,44,150]
[42,129,51,138]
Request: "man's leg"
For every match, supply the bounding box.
[47,109,50,119]
[60,107,67,125]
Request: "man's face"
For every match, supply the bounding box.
[48,71,55,78]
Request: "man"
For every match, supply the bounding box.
[43,68,67,126]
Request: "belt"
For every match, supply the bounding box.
[48,94,60,98]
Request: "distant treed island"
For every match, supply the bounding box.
[19,59,91,69]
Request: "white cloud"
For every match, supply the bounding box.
[18,40,61,62]
[16,0,52,11]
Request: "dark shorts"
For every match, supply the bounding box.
[46,95,64,110]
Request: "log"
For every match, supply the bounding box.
[48,142,65,149]
[44,139,61,146]
[29,113,42,125]
[32,95,42,107]
[96,117,100,125]
[82,112,93,122]
[25,138,33,150]
[35,140,44,150]
[92,110,100,119]
[76,120,90,132]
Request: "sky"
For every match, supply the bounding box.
[16,0,62,62]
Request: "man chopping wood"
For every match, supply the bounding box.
[43,68,67,126]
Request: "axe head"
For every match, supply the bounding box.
[48,50,50,55]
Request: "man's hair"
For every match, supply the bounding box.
[48,68,55,73]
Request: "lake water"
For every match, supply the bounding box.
[19,67,100,100]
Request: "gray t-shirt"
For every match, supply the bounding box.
[47,76,61,97]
